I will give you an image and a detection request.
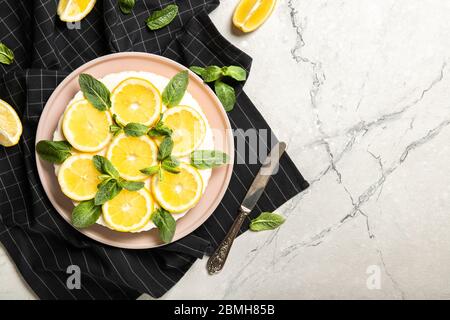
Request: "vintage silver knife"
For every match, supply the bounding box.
[207,141,287,274]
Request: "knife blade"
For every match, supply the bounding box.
[207,141,287,274]
[241,141,287,212]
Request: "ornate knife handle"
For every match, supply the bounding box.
[207,207,251,275]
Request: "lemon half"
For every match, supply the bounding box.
[233,0,277,33]
[57,0,97,22]
[0,99,22,147]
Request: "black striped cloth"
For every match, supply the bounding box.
[0,0,309,299]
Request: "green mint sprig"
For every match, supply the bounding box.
[119,180,146,191]
[140,166,160,176]
[124,122,149,137]
[140,136,180,179]
[94,178,122,206]
[119,0,135,14]
[146,4,179,31]
[152,207,176,243]
[190,65,247,82]
[110,113,172,138]
[36,140,72,164]
[0,43,14,65]
[222,66,247,81]
[190,150,230,169]
[214,81,236,112]
[72,155,144,228]
[249,212,285,232]
[79,74,111,111]
[189,66,205,77]
[93,154,119,178]
[157,136,174,160]
[161,156,180,174]
[199,66,222,82]
[110,114,123,136]
[92,155,144,205]
[148,115,173,137]
[71,199,102,229]
[162,70,189,107]
[189,65,247,112]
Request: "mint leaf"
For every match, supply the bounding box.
[79,74,111,111]
[159,166,164,181]
[214,80,236,112]
[158,136,174,160]
[112,114,124,127]
[140,165,161,176]
[148,118,172,137]
[146,4,178,30]
[190,150,229,169]
[124,122,149,137]
[94,179,122,205]
[118,179,145,191]
[162,70,188,107]
[92,155,119,178]
[222,66,247,81]
[152,208,176,243]
[71,200,101,228]
[189,66,205,76]
[161,157,180,174]
[109,124,122,136]
[0,43,14,65]
[98,174,112,182]
[110,114,123,136]
[201,66,222,83]
[36,140,72,164]
[148,126,171,137]
[249,212,285,232]
[190,64,246,112]
[97,177,112,190]
[119,0,135,14]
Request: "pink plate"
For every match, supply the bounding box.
[35,52,234,249]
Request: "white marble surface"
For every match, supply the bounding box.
[3,0,450,299]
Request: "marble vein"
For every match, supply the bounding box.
[281,117,450,257]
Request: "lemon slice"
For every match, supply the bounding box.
[62,99,112,152]
[57,0,97,22]
[0,99,22,147]
[106,133,158,181]
[162,106,206,157]
[102,189,155,232]
[233,0,277,32]
[151,163,203,213]
[58,154,100,201]
[111,77,162,126]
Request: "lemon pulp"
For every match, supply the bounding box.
[58,0,97,22]
[151,163,203,213]
[0,99,22,147]
[102,189,154,232]
[107,134,158,181]
[233,0,277,32]
[162,106,206,157]
[111,77,162,126]
[58,154,100,201]
[62,99,112,152]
